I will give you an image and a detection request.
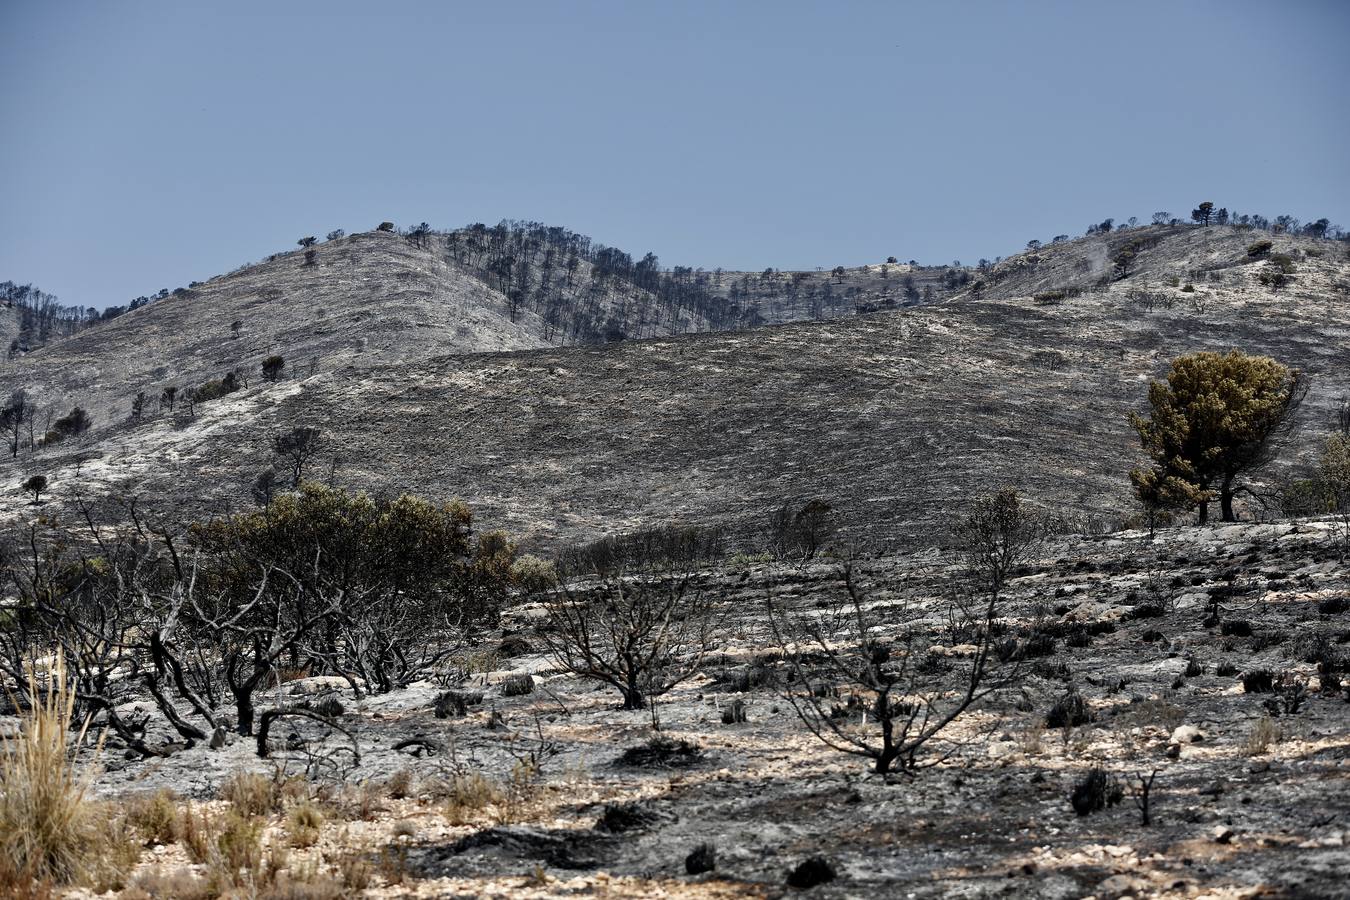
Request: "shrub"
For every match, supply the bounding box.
[385,769,414,800]
[1242,669,1275,693]
[43,407,92,444]
[595,801,662,834]
[213,810,265,885]
[501,674,534,697]
[1246,239,1274,257]
[1258,253,1297,288]
[764,499,836,561]
[261,355,285,382]
[787,856,837,889]
[617,736,704,768]
[509,555,556,594]
[539,564,720,710]
[1125,600,1166,620]
[1046,690,1092,729]
[192,484,514,717]
[1070,768,1122,816]
[559,523,725,575]
[770,491,1037,775]
[1216,661,1238,677]
[190,372,241,405]
[1320,596,1349,615]
[312,696,344,719]
[178,808,213,864]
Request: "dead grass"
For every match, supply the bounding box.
[0,653,138,891]
[440,771,506,826]
[125,788,180,847]
[179,807,214,864]
[286,802,325,848]
[220,769,295,817]
[1246,716,1282,756]
[385,767,414,800]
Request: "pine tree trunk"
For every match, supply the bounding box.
[1220,474,1236,522]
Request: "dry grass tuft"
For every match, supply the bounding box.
[126,868,215,899]
[1245,716,1282,756]
[125,789,180,847]
[286,802,325,848]
[385,767,414,800]
[178,807,214,864]
[220,770,285,817]
[0,653,137,891]
[440,772,505,826]
[334,836,373,892]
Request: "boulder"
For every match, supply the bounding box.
[1170,724,1203,744]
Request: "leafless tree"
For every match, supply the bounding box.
[537,565,720,710]
[767,563,1014,774]
[766,490,1040,774]
[273,426,324,486]
[1,392,30,458]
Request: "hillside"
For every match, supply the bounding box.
[0,224,959,435]
[3,224,1346,551]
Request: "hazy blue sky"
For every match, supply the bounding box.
[2,0,1347,310]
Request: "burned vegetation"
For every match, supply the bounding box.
[1,219,1349,897]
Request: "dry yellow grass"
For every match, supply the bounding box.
[0,653,134,890]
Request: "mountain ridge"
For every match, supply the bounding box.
[2,223,1347,551]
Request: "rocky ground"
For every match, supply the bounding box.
[52,518,1350,899]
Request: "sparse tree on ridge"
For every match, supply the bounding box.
[298,236,317,248]
[1191,202,1215,226]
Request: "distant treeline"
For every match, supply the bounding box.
[1,281,161,357]
[415,220,753,341]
